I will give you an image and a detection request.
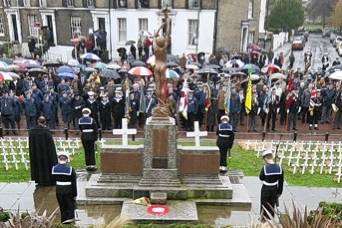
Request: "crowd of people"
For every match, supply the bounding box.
[0,38,341,136]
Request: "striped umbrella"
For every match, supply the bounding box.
[80,53,101,61]
[165,69,179,79]
[128,66,153,76]
[107,63,121,70]
[262,64,281,74]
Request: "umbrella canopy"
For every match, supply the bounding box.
[185,64,199,70]
[241,74,260,84]
[331,64,342,71]
[197,68,218,74]
[94,62,107,70]
[107,63,121,70]
[68,59,81,67]
[262,64,281,74]
[165,69,180,79]
[28,68,48,74]
[270,73,286,81]
[125,40,136,46]
[57,65,75,74]
[58,71,76,79]
[0,72,13,81]
[0,61,9,70]
[225,59,244,68]
[131,60,146,67]
[166,61,178,68]
[83,67,97,73]
[329,71,342,81]
[128,66,153,76]
[20,59,41,69]
[0,58,13,65]
[7,72,19,79]
[205,64,221,69]
[101,68,120,79]
[147,55,156,67]
[80,53,101,61]
[243,64,260,74]
[231,71,247,77]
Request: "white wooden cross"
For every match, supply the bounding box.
[186,121,208,147]
[335,151,342,183]
[301,149,310,174]
[320,146,327,174]
[113,118,137,147]
[328,143,335,174]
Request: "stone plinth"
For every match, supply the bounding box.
[139,117,181,187]
[178,146,220,175]
[100,145,144,176]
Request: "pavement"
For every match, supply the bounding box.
[0,175,340,227]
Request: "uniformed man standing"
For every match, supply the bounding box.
[78,108,98,171]
[216,115,235,173]
[52,152,77,224]
[259,149,284,221]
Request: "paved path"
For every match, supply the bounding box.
[0,176,340,227]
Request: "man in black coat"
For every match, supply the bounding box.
[99,93,112,130]
[29,116,57,187]
[0,90,16,135]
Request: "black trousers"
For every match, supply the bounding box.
[2,115,15,133]
[266,110,276,130]
[82,140,96,166]
[260,185,278,220]
[56,192,75,223]
[219,145,230,167]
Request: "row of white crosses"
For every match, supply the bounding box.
[245,140,342,183]
[112,119,208,148]
[0,137,82,171]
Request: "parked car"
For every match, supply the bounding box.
[330,33,336,44]
[292,37,304,51]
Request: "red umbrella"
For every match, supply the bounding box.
[0,72,5,82]
[262,64,281,74]
[128,66,153,76]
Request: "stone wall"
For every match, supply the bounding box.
[20,9,42,43]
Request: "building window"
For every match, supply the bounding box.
[188,0,200,9]
[70,16,81,37]
[137,0,149,8]
[3,0,11,7]
[248,0,254,19]
[188,19,198,46]
[138,18,148,32]
[62,0,74,7]
[118,18,127,43]
[0,16,5,36]
[83,0,94,7]
[160,0,172,8]
[28,15,39,37]
[23,0,30,6]
[39,0,47,7]
[115,0,127,8]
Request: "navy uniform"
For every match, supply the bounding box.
[216,116,235,172]
[78,108,98,171]
[52,153,77,224]
[259,150,284,220]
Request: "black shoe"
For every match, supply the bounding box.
[292,128,297,131]
[314,127,319,130]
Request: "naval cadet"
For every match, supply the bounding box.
[78,108,98,171]
[259,149,284,221]
[52,152,77,224]
[216,115,235,173]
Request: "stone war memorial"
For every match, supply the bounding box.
[78,8,250,222]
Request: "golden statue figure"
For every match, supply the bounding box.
[153,9,171,117]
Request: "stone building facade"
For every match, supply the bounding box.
[0,0,264,60]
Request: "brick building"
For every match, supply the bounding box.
[0,0,264,60]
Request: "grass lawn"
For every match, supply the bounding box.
[0,139,340,188]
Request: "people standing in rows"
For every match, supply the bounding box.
[86,91,99,127]
[24,91,39,129]
[71,93,85,129]
[59,91,72,129]
[285,90,299,131]
[42,94,56,129]
[187,90,198,131]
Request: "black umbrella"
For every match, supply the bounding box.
[166,61,178,68]
[43,61,63,68]
[28,68,48,75]
[197,68,218,74]
[167,54,179,63]
[130,60,146,67]
[125,40,136,46]
[101,68,120,79]
[331,64,342,71]
[205,64,221,69]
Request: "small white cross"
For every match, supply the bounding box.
[113,118,137,147]
[186,121,207,147]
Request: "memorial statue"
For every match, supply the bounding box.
[153,9,171,117]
